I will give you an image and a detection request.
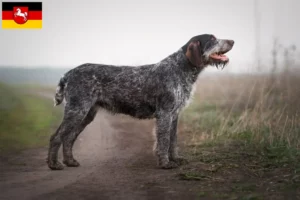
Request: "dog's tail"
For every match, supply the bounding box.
[54,75,67,106]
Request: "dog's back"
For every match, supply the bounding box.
[56,63,170,119]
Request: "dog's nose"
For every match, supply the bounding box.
[228,40,235,46]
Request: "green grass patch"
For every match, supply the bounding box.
[178,171,211,181]
[179,75,300,199]
[197,191,207,197]
[0,83,62,153]
[181,101,222,134]
[181,99,300,163]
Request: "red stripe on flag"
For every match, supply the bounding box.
[2,11,42,20]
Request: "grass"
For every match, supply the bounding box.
[0,83,62,153]
[178,171,211,181]
[12,83,56,93]
[178,72,300,199]
[182,71,300,150]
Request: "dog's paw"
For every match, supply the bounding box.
[159,161,179,169]
[47,160,64,170]
[63,159,80,167]
[171,157,189,166]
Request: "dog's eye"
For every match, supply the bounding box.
[211,36,216,40]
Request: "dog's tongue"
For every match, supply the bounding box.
[210,53,228,61]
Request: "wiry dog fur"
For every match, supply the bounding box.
[47,34,234,170]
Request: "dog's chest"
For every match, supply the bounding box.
[185,83,197,107]
[173,82,197,109]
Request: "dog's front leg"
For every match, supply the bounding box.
[154,113,178,169]
[169,114,188,165]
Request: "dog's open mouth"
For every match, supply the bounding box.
[207,49,230,69]
[209,51,229,62]
[203,38,234,69]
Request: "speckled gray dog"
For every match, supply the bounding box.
[47,34,234,170]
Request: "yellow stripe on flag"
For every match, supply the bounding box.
[2,20,42,29]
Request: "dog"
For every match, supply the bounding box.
[47,34,234,170]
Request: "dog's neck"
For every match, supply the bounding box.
[172,49,205,83]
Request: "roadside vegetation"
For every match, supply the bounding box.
[0,83,62,153]
[179,72,300,199]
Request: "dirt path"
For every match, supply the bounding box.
[0,94,197,200]
[2,91,299,200]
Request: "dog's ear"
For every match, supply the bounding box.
[186,41,202,67]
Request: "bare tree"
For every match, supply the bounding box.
[284,45,296,73]
[271,38,279,73]
[282,44,297,101]
[271,38,284,74]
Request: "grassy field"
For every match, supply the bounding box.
[179,72,300,199]
[0,83,62,153]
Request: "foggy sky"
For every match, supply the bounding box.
[0,0,299,73]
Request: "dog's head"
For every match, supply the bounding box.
[183,34,234,69]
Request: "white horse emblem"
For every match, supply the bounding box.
[14,8,28,22]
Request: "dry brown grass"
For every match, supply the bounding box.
[181,70,300,149]
[177,71,300,199]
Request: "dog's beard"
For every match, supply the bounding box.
[208,58,229,69]
[203,56,229,69]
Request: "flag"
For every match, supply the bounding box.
[2,2,42,29]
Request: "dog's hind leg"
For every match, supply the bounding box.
[47,99,95,170]
[62,105,98,167]
[47,124,64,170]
